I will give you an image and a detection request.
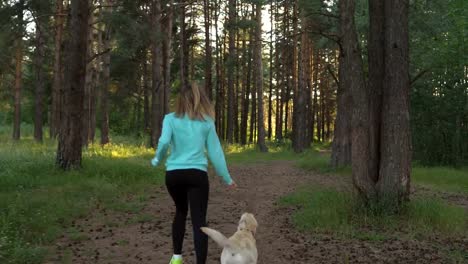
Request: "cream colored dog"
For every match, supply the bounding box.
[201,213,258,264]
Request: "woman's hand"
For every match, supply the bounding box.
[151,157,159,167]
[228,181,237,190]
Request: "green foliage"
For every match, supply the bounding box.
[0,134,163,264]
[409,0,468,166]
[280,187,467,237]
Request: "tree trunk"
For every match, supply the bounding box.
[268,0,274,140]
[203,0,212,100]
[305,44,313,145]
[56,0,89,169]
[368,0,385,182]
[13,0,25,141]
[83,4,95,146]
[89,59,98,142]
[225,0,236,143]
[179,3,189,90]
[214,0,222,134]
[163,0,173,114]
[254,3,268,152]
[143,50,150,132]
[330,50,352,167]
[34,22,46,142]
[310,49,319,143]
[234,30,241,143]
[377,0,411,205]
[249,53,256,145]
[150,0,163,148]
[275,43,285,141]
[51,0,65,138]
[292,0,300,151]
[240,30,252,145]
[292,16,309,153]
[100,20,111,145]
[340,0,375,199]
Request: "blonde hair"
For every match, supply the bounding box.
[175,82,215,120]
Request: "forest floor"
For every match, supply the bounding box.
[47,160,468,264]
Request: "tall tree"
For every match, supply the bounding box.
[179,2,189,90]
[331,47,352,167]
[368,0,385,181]
[50,0,65,138]
[150,0,164,148]
[254,1,268,152]
[34,16,47,142]
[346,0,412,208]
[12,0,25,141]
[240,25,252,145]
[267,0,274,140]
[203,0,212,99]
[56,0,90,169]
[226,0,237,143]
[162,0,174,114]
[100,0,111,145]
[83,2,96,146]
[377,0,411,204]
[338,0,374,199]
[292,14,309,153]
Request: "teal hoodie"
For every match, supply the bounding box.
[152,113,233,185]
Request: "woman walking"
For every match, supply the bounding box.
[151,82,237,264]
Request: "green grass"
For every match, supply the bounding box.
[0,133,163,264]
[413,166,468,194]
[280,187,468,238]
[297,150,468,194]
[225,142,296,163]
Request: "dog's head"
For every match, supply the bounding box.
[238,213,258,236]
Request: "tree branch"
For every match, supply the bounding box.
[327,64,339,87]
[411,69,428,85]
[87,48,111,64]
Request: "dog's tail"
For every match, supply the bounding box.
[201,227,231,248]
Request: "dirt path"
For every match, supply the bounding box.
[47,161,466,264]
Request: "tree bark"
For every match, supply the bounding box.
[179,3,189,90]
[100,13,111,146]
[150,0,163,148]
[240,27,250,145]
[13,0,25,141]
[83,4,95,146]
[51,0,65,138]
[310,49,319,143]
[56,0,89,169]
[368,0,385,182]
[254,3,268,152]
[143,50,150,132]
[377,0,411,205]
[203,0,212,100]
[330,49,352,167]
[214,0,223,134]
[226,0,236,143]
[163,0,173,114]
[292,16,309,153]
[34,21,46,142]
[339,0,376,199]
[267,0,274,140]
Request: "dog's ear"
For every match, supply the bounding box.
[241,213,258,235]
[247,215,258,235]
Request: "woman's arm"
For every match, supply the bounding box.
[152,115,172,166]
[206,121,233,185]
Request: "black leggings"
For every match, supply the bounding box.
[166,169,209,264]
